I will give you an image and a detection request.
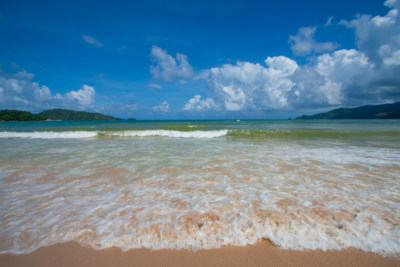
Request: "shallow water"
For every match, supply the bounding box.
[0,120,399,255]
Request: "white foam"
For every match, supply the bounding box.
[103,130,229,139]
[0,130,229,139]
[0,135,399,255]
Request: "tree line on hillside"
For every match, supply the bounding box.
[0,110,47,121]
[0,109,128,121]
[295,102,400,119]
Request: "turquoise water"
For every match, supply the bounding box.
[0,120,399,254]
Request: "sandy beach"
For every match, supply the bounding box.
[1,240,399,267]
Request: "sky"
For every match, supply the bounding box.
[0,0,399,119]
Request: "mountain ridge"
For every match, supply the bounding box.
[295,102,400,120]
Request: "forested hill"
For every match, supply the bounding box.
[0,110,47,121]
[295,102,400,119]
[40,109,121,121]
[0,109,125,121]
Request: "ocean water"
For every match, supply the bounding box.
[0,120,399,255]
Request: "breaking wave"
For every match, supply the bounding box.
[0,130,229,139]
[1,128,398,140]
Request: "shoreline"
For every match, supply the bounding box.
[1,240,399,267]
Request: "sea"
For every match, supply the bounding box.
[0,119,399,255]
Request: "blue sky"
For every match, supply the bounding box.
[0,0,399,119]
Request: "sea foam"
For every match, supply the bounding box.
[0,130,229,139]
[104,130,228,138]
[0,137,399,255]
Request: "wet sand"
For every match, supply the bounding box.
[1,240,399,267]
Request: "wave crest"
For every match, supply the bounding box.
[0,130,229,139]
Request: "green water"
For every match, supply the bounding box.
[1,119,399,141]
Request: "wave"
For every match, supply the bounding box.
[1,128,399,140]
[0,130,229,139]
[101,129,228,138]
[227,129,400,139]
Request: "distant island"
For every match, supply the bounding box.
[0,110,47,121]
[295,102,400,119]
[40,109,123,121]
[0,109,130,121]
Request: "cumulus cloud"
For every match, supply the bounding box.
[183,0,400,113]
[293,49,375,107]
[183,95,219,111]
[150,45,194,82]
[379,44,400,66]
[199,56,299,111]
[153,101,169,112]
[82,35,103,47]
[289,26,339,56]
[340,0,400,66]
[65,85,96,109]
[0,69,96,111]
[193,45,395,112]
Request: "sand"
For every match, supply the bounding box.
[1,240,399,267]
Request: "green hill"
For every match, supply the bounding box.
[39,109,121,121]
[295,102,400,119]
[0,110,47,121]
[0,108,125,121]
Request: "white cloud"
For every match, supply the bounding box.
[372,8,398,26]
[0,70,61,111]
[147,83,162,89]
[65,85,96,108]
[183,95,219,111]
[379,44,400,66]
[82,35,103,47]
[186,43,396,113]
[265,56,299,75]
[292,49,374,107]
[153,101,169,112]
[201,57,299,112]
[0,69,96,112]
[324,16,334,27]
[150,45,194,82]
[315,49,371,79]
[340,0,400,66]
[289,26,339,56]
